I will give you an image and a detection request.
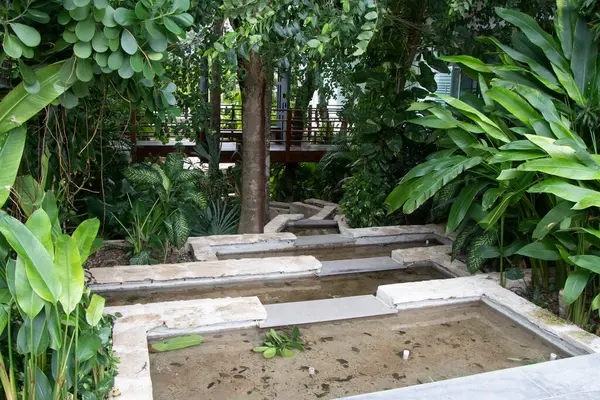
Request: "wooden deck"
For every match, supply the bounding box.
[134,140,336,163]
[130,106,345,163]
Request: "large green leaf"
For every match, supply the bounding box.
[518,158,600,180]
[488,151,544,164]
[532,201,575,240]
[552,64,585,105]
[72,218,100,263]
[555,0,578,60]
[484,37,561,92]
[86,294,105,327]
[570,255,600,275]
[437,56,492,73]
[528,178,596,202]
[487,86,541,126]
[41,191,61,239]
[573,193,600,210]
[437,94,510,143]
[0,304,9,336]
[571,18,597,97]
[25,209,54,256]
[34,365,52,400]
[14,175,44,216]
[399,156,465,184]
[562,269,590,305]
[0,211,61,303]
[14,256,44,318]
[0,126,26,208]
[76,333,101,362]
[386,178,422,214]
[496,8,569,72]
[447,182,487,233]
[402,157,483,214]
[479,192,513,229]
[0,61,71,135]
[54,234,83,314]
[516,241,561,260]
[17,311,49,356]
[45,303,62,350]
[525,135,577,160]
[150,335,204,352]
[515,86,585,147]
[482,188,506,210]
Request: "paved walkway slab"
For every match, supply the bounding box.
[339,353,600,400]
[295,234,355,247]
[260,295,397,328]
[319,257,403,276]
[90,256,320,286]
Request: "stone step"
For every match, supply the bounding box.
[294,234,355,247]
[319,256,403,276]
[89,256,321,291]
[260,295,397,328]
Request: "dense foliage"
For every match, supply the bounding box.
[0,0,195,397]
[387,2,600,329]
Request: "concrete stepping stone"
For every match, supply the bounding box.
[260,295,397,328]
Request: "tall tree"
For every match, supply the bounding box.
[211,0,377,232]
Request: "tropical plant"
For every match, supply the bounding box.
[386,1,600,328]
[194,133,230,203]
[113,196,165,265]
[124,153,206,254]
[191,200,239,236]
[340,167,404,228]
[253,327,304,359]
[0,2,195,398]
[0,191,117,398]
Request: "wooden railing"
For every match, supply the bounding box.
[129,105,347,162]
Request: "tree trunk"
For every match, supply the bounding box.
[238,51,267,233]
[210,20,224,133]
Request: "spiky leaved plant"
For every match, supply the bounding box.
[124,153,206,259]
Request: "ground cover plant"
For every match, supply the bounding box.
[387,0,600,330]
[253,327,304,359]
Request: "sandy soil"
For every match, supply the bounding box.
[150,302,566,400]
[104,266,448,306]
[85,246,194,269]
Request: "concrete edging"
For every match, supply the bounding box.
[376,275,600,355]
[90,256,321,292]
[107,296,267,400]
[263,213,304,233]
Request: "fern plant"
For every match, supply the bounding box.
[124,153,206,256]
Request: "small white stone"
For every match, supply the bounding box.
[402,350,410,360]
[308,367,316,376]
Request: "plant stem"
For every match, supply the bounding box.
[500,215,505,287]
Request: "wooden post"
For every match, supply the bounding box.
[285,108,292,161]
[307,105,312,145]
[130,109,138,162]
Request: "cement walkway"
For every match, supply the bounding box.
[340,352,600,400]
